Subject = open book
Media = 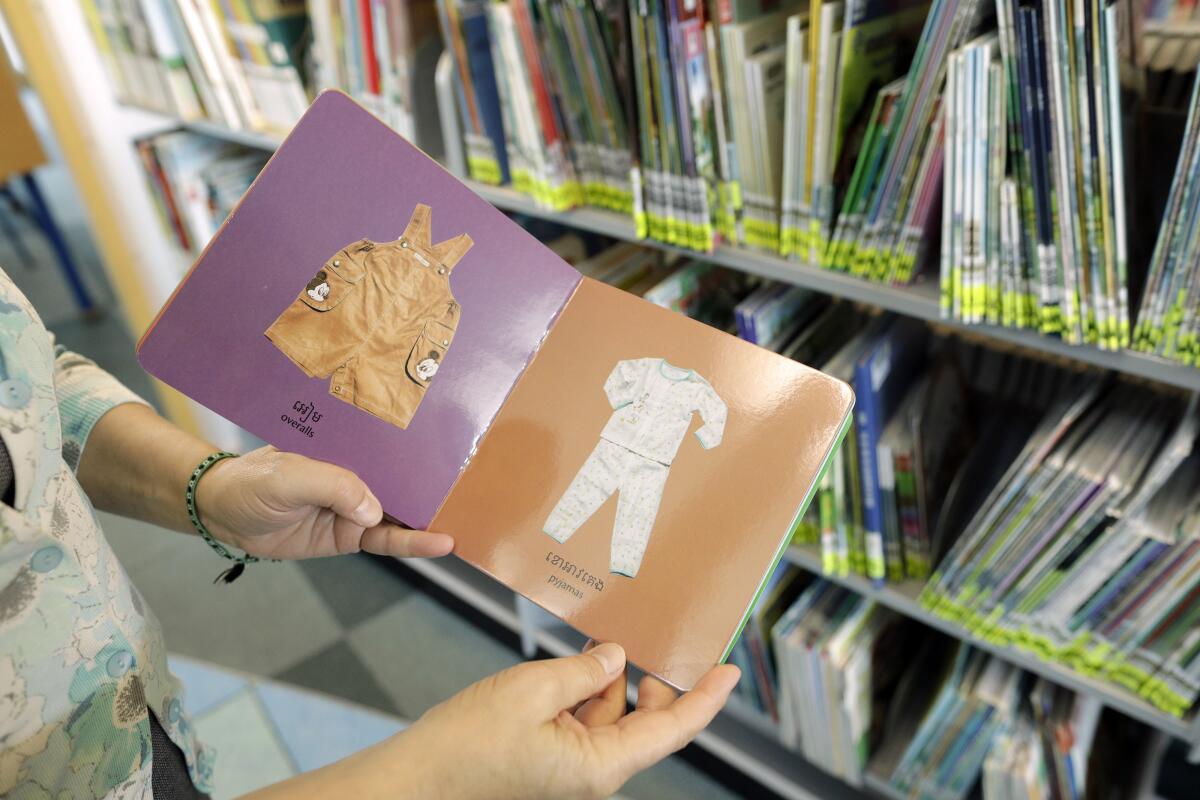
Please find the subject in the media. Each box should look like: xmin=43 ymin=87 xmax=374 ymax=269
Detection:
xmin=138 ymin=91 xmax=854 ymax=689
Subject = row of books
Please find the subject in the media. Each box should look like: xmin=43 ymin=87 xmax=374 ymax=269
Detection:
xmin=81 ymin=1 xmax=440 ymax=147
xmin=308 ymin=0 xmax=444 ymax=145
xmin=434 ymin=1 xmax=1200 ymax=362
xmin=88 ymin=4 xmax=1200 ymax=367
xmin=1143 ymin=1 xmax=1200 ymax=87
xmin=938 ymin=2 xmax=1130 ymax=351
xmin=726 ymin=570 xmax=1147 ymax=798
xmin=820 ymin=0 xmax=982 ymax=288
xmin=774 ymin=305 xmax=1039 ymax=587
xmin=764 ymin=576 xmax=909 ymax=787
xmin=435 ymin=0 xmax=943 ymax=256
xmin=884 ymin=644 xmax=1136 ymax=800
xmin=136 ymin=130 xmax=269 ymax=256
xmin=81 ymin=0 xmax=310 ymax=132
xmin=1135 ymin=69 xmax=1200 ymax=366
xmin=924 ymin=384 xmax=1200 ymax=718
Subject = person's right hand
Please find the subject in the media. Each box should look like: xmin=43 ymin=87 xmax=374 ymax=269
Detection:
xmin=389 ymin=641 xmax=739 ymax=799
xmin=249 ymin=643 xmax=739 ymax=799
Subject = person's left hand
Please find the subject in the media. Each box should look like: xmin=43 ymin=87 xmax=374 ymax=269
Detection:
xmin=195 ymin=446 xmax=453 ymax=560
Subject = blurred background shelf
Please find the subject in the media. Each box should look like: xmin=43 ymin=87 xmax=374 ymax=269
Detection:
xmin=783 ymin=546 xmax=1195 ymax=742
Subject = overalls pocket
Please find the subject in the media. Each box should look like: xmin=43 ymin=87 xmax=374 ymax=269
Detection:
xmin=298 ymin=242 xmax=371 ymax=311
xmin=405 ymin=321 xmax=455 ymax=385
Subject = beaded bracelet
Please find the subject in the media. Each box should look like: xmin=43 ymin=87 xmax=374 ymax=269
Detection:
xmin=186 ymin=451 xmax=262 ymax=584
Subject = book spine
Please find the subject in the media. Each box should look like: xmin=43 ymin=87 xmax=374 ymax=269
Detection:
xmin=854 ymin=353 xmax=885 ymax=585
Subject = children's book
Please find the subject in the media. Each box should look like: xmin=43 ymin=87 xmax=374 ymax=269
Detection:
xmin=137 ymin=91 xmax=854 ymax=689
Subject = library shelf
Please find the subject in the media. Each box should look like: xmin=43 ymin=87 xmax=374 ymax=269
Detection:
xmin=169 ymin=116 xmax=1200 ymax=393
xmin=464 ymin=182 xmax=1200 ymax=394
xmin=783 ymin=545 xmax=1195 ymax=742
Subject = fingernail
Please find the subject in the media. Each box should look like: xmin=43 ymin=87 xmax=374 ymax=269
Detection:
xmin=354 ymin=496 xmax=379 ymax=525
xmin=426 ymin=533 xmax=454 ymax=555
xmin=589 ymin=643 xmax=624 ymax=676
xmin=716 ymin=666 xmax=741 ymax=694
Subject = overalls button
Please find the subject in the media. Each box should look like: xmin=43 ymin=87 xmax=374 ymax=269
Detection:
xmin=333 ymin=387 xmax=341 ymax=394
xmin=437 ymin=267 xmax=446 ymax=275
xmin=400 ymin=239 xmax=409 ymax=248
xmin=333 ymin=259 xmax=341 ymax=267
xmin=442 ymin=340 xmax=449 ymax=346
xmin=0 ymin=378 xmax=30 ymax=409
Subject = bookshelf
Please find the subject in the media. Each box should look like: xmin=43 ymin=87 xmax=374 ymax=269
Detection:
xmin=160 ymin=112 xmax=1200 ymax=395
xmin=783 ymin=546 xmax=1195 ymax=742
xmin=458 ymin=182 xmax=1200 ymax=394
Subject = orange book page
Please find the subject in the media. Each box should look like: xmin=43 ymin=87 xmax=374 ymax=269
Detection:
xmin=432 ymin=278 xmax=854 ymax=688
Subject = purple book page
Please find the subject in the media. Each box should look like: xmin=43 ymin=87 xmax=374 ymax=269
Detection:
xmin=138 ymin=91 xmax=581 ymax=528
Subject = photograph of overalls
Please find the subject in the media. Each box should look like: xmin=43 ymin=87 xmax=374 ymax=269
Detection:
xmin=265 ymin=203 xmax=473 ymax=429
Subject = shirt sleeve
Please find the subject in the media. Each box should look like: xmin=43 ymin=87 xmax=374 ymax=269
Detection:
xmin=603 ymin=359 xmax=644 ymax=409
xmin=693 ymin=382 xmax=727 ymax=450
xmin=54 ymin=345 xmax=151 ymax=472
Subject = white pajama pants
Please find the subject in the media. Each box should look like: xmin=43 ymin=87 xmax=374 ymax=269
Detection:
xmin=542 ymin=439 xmax=670 ymax=577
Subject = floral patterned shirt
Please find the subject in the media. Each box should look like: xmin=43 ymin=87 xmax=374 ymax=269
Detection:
xmin=0 ymin=271 xmax=213 ymax=798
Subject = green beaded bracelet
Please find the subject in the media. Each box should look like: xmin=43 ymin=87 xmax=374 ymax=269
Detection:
xmin=186 ymin=451 xmax=262 ymax=584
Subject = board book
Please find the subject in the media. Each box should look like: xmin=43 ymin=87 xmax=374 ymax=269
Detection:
xmin=138 ymin=91 xmax=854 ymax=689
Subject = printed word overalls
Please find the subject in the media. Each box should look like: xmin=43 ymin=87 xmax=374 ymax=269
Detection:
xmin=265 ymin=204 xmax=473 ymax=429
xmin=543 ymin=358 xmax=727 ymax=578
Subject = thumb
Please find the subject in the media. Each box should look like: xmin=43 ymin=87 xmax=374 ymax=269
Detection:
xmin=273 ymin=454 xmax=382 ymax=528
xmin=521 ymin=643 xmax=627 ymax=717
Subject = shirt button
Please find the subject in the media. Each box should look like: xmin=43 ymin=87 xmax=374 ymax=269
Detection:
xmin=333 ymin=259 xmax=341 ymax=267
xmin=437 ymin=267 xmax=446 ymax=275
xmin=400 ymin=240 xmax=409 ymax=248
xmin=0 ymin=378 xmax=30 ymax=409
xmin=442 ymin=340 xmax=449 ymax=346
xmin=106 ymin=649 xmax=135 ymax=677
xmin=30 ymin=545 xmax=63 ymax=572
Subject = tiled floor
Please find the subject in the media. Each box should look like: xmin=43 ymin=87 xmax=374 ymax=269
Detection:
xmin=170 ymin=655 xmax=406 ymax=798
xmin=6 ymin=89 xmax=745 ymax=799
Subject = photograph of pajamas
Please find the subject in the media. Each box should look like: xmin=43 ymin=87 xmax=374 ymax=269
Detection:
xmin=543 ymin=358 xmax=727 ymax=577
xmin=264 ymin=203 xmax=472 ymax=429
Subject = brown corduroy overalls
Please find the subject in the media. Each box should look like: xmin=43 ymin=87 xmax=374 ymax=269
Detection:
xmin=265 ymin=204 xmax=473 ymax=429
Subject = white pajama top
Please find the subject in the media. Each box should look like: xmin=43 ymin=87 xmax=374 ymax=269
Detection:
xmin=599 ymin=358 xmax=727 ymax=465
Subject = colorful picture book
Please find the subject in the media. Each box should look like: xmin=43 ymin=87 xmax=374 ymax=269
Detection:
xmin=137 ymin=91 xmax=854 ymax=688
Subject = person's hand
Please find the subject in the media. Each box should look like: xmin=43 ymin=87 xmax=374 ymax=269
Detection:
xmin=332 ymin=642 xmax=741 ymax=799
xmin=194 ymin=446 xmax=453 ymax=560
